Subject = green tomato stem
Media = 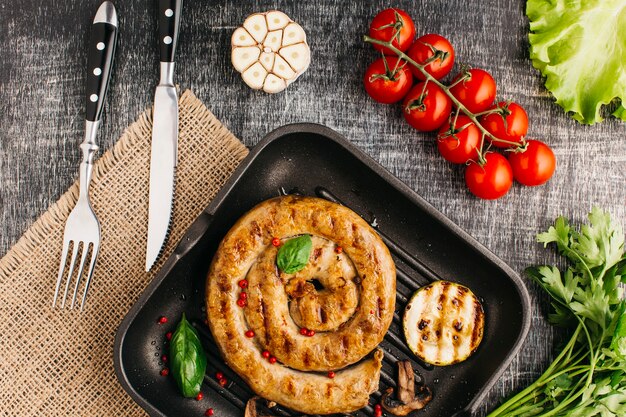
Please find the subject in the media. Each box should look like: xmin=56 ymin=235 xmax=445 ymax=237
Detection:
xmin=363 ymin=36 xmax=525 ymax=155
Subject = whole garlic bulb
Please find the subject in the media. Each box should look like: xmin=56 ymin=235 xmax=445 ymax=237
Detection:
xmin=231 ymin=11 xmax=311 ymax=94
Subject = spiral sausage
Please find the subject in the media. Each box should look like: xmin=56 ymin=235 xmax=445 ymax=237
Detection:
xmin=206 ymin=196 xmax=396 ymax=414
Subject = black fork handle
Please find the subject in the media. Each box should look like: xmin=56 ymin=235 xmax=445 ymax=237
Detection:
xmin=85 ymin=1 xmax=118 ymax=122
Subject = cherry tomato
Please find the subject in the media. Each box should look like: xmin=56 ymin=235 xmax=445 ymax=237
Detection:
xmin=402 ymin=82 xmax=452 ymax=132
xmin=407 ymin=34 xmax=455 ymax=81
xmin=363 ymin=57 xmax=413 ymax=104
xmin=437 ymin=115 xmax=481 ymax=164
xmin=481 ymin=102 xmax=529 ymax=148
xmin=449 ymin=68 xmax=497 ymax=113
xmin=465 ymin=153 xmax=513 ymax=200
xmin=508 ymin=140 xmax=556 ymax=186
xmin=369 ymin=9 xmax=416 ymax=55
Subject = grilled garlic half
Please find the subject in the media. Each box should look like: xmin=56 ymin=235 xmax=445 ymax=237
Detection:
xmin=231 ymin=11 xmax=311 ymax=93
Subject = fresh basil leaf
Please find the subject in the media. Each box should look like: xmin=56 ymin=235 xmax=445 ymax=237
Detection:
xmin=170 ymin=313 xmax=207 ymax=397
xmin=277 ymin=235 xmax=312 ymax=274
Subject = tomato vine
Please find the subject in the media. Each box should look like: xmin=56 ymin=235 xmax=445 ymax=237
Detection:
xmin=364 ymin=35 xmax=525 ymax=163
xmin=363 ymin=8 xmax=555 ymax=199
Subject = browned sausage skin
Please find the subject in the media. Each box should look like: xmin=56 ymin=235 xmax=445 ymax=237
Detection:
xmin=206 ymin=196 xmax=396 ymax=414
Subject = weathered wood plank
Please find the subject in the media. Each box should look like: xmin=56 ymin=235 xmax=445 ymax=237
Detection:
xmin=1 ymin=0 xmax=625 ymax=415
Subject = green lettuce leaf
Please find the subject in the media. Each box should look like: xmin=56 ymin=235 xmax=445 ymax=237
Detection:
xmin=527 ymin=0 xmax=626 ymax=124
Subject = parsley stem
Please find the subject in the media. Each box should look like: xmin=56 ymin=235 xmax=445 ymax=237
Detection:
xmin=505 ymin=397 xmax=550 ymax=417
xmin=485 ymin=324 xmax=582 ymax=417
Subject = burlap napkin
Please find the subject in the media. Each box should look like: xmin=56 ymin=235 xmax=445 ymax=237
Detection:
xmin=0 ymin=90 xmax=249 ymax=416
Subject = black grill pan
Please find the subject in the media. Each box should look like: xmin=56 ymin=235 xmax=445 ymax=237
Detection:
xmin=114 ymin=123 xmax=531 ymax=417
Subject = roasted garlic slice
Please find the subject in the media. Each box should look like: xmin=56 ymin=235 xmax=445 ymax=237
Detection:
xmin=231 ymin=11 xmax=311 ymax=93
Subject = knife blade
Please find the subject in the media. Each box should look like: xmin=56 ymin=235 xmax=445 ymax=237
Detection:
xmin=146 ymin=0 xmax=183 ymax=271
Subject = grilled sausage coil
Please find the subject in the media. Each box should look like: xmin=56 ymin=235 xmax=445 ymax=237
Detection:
xmin=206 ymin=196 xmax=396 ymax=414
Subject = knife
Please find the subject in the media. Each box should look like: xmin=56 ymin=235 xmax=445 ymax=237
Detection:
xmin=146 ymin=0 xmax=183 ymax=271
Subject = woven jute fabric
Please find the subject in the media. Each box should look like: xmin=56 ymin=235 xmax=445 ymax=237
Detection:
xmin=0 ymin=90 xmax=249 ymax=416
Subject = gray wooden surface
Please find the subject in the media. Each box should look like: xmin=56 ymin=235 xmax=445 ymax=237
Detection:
xmin=1 ymin=0 xmax=625 ymax=415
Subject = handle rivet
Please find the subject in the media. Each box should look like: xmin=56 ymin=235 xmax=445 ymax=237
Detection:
xmin=96 ymin=42 xmax=105 ymax=50
xmin=163 ymin=36 xmax=173 ymax=45
xmin=165 ymin=9 xmax=173 ymax=17
xmin=93 ymin=68 xmax=102 ymax=76
xmin=90 ymin=94 xmax=98 ymax=102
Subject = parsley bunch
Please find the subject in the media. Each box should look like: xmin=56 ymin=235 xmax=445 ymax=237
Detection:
xmin=487 ymin=208 xmax=626 ymax=417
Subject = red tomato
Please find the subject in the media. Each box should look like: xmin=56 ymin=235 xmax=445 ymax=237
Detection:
xmin=402 ymin=82 xmax=452 ymax=132
xmin=508 ymin=140 xmax=556 ymax=186
xmin=369 ymin=8 xmax=416 ymax=55
xmin=407 ymin=34 xmax=455 ymax=81
xmin=437 ymin=115 xmax=481 ymax=164
xmin=481 ymin=102 xmax=529 ymax=148
xmin=363 ymin=57 xmax=413 ymax=104
xmin=449 ymin=69 xmax=497 ymax=113
xmin=465 ymin=153 xmax=513 ymax=200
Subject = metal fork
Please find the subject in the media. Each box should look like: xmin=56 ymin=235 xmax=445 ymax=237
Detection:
xmin=52 ymin=1 xmax=118 ymax=310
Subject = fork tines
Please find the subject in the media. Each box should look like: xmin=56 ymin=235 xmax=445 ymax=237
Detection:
xmin=53 ymin=238 xmax=100 ymax=310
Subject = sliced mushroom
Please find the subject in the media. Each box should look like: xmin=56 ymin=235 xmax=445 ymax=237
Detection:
xmin=381 ymin=361 xmax=432 ymax=416
xmin=245 ymin=396 xmax=278 ymax=417
xmin=396 ymin=360 xmax=415 ymax=404
xmin=231 ymin=10 xmax=310 ymax=93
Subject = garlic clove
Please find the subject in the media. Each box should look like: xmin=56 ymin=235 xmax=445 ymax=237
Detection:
xmin=279 ymin=43 xmax=310 ymax=73
xmin=259 ymin=52 xmax=275 ymax=72
xmin=273 ymin=54 xmax=296 ymax=81
xmin=263 ymin=30 xmax=283 ymax=53
xmin=266 ymin=10 xmax=290 ymax=31
xmin=241 ymin=62 xmax=268 ymax=90
xmin=232 ymin=46 xmax=261 ymax=73
xmin=232 ymin=27 xmax=257 ymax=47
xmin=243 ymin=13 xmax=268 ymax=43
xmin=282 ymin=22 xmax=306 ymax=46
xmin=263 ymin=74 xmax=287 ymax=94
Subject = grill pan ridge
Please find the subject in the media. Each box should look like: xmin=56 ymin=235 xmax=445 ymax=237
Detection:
xmin=114 ymin=123 xmax=531 ymax=417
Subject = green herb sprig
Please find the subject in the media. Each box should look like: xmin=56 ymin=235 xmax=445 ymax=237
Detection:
xmin=487 ymin=207 xmax=626 ymax=417
xmin=169 ymin=313 xmax=207 ymax=398
xmin=276 ymin=235 xmax=312 ymax=274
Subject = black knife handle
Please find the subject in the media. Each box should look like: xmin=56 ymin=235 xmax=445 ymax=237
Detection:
xmin=85 ymin=2 xmax=118 ymax=122
xmin=158 ymin=0 xmax=182 ymax=63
